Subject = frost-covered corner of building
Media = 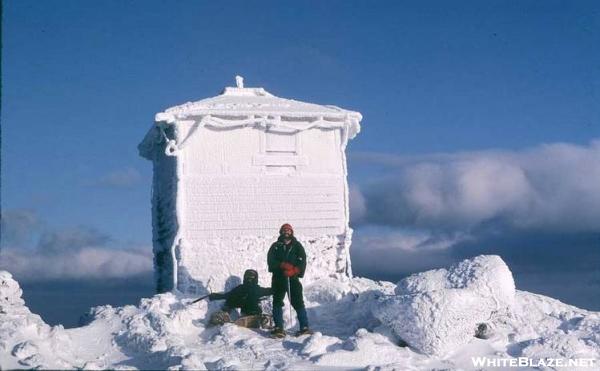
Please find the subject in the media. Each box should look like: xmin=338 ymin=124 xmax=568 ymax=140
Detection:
xmin=372 ymin=255 xmax=516 ymax=356
xmin=138 ymin=77 xmax=363 ymax=294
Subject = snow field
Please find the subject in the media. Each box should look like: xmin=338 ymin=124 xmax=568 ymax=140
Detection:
xmin=1 ymin=256 xmax=599 ymax=370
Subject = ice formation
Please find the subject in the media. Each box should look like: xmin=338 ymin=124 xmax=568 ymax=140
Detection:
xmin=373 ymin=255 xmax=516 ymax=356
xmin=0 ymin=272 xmax=73 ymax=369
xmin=2 ymin=256 xmax=600 ymax=370
xmin=138 ymin=78 xmax=363 ymax=294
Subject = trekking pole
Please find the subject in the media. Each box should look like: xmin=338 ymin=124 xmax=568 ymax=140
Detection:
xmin=286 ymin=276 xmax=293 ymax=330
xmin=189 ymin=294 xmax=210 ymax=305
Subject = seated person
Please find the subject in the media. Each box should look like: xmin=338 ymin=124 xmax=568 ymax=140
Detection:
xmin=208 ymin=269 xmax=273 ymax=326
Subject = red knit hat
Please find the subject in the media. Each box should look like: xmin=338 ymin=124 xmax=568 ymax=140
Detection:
xmin=279 ymin=223 xmax=294 ymax=235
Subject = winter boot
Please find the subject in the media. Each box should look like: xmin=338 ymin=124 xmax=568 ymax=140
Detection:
xmin=270 ymin=327 xmax=286 ymax=338
xmin=259 ymin=314 xmax=273 ymax=329
xmin=295 ymin=327 xmax=313 ymax=336
xmin=294 ymin=307 xmax=312 ymax=336
xmin=208 ymin=310 xmax=231 ymax=326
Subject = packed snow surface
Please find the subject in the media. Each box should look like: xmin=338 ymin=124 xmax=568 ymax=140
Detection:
xmin=2 ymin=256 xmax=599 ymax=370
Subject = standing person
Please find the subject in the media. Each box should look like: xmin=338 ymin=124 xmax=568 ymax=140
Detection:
xmin=267 ymin=223 xmax=311 ymax=337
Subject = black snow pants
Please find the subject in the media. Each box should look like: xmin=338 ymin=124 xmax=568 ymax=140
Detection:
xmin=271 ymin=273 xmax=305 ymax=310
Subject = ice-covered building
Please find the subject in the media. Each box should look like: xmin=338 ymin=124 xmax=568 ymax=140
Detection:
xmin=138 ymin=77 xmax=362 ymax=294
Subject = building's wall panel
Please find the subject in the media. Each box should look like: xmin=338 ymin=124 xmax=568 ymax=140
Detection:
xmin=173 ymin=123 xmax=351 ymax=293
xmin=184 ymin=126 xmax=261 ymax=175
xmin=182 ymin=175 xmax=345 ymax=238
xmin=298 ymin=129 xmax=343 ymax=175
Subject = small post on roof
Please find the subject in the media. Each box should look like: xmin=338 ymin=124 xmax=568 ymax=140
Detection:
xmin=235 ymin=75 xmax=244 ymax=88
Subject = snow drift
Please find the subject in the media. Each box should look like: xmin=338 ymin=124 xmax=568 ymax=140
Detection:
xmin=374 ymin=255 xmax=516 ymax=356
xmin=0 ymin=271 xmax=74 ymax=369
xmin=1 ymin=256 xmax=599 ymax=370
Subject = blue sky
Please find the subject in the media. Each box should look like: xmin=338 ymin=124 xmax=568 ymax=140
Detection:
xmin=2 ymin=0 xmax=599 ymax=326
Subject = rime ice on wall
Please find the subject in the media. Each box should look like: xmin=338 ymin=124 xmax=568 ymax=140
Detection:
xmin=139 ymin=78 xmax=362 ymax=293
xmin=177 ymin=235 xmax=350 ymax=295
xmin=140 ymin=124 xmax=179 ymax=292
xmin=152 ymin=147 xmax=178 ymax=292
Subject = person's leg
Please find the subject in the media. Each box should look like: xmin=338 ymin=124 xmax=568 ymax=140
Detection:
xmin=296 ymin=307 xmax=309 ymax=329
xmin=271 ymin=275 xmax=286 ymax=329
xmin=289 ymin=277 xmax=309 ymax=329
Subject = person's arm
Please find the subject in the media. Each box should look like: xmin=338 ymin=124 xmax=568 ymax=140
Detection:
xmin=223 ymin=285 xmax=245 ymax=309
xmin=267 ymin=243 xmax=282 ymax=273
xmin=258 ymin=286 xmax=274 ymax=297
xmin=208 ymin=292 xmax=228 ymax=301
xmin=296 ymin=242 xmax=307 ymax=278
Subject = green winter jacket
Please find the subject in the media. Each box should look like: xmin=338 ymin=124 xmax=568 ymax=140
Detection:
xmin=267 ymin=236 xmax=307 ymax=278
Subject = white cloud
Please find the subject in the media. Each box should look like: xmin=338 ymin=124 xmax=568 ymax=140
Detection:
xmin=350 ymin=226 xmax=462 ymax=277
xmin=349 ymin=183 xmax=367 ymax=225
xmin=0 ymin=210 xmax=152 ymax=282
xmin=1 ymin=246 xmax=152 ymax=282
xmin=358 ymin=139 xmax=600 ymax=233
xmin=352 ymin=226 xmax=467 ymax=252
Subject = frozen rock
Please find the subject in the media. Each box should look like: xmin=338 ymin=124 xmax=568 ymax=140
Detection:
xmin=0 ymin=271 xmax=25 ymax=306
xmin=373 ymin=255 xmax=516 ymax=356
xmin=12 ymin=341 xmax=39 ymax=359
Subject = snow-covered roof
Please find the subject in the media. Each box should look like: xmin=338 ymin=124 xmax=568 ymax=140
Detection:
xmin=140 ymin=77 xmax=363 ymax=159
xmin=155 ymin=76 xmax=362 ymax=125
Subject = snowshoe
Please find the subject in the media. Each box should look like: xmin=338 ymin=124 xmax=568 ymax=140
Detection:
xmin=234 ymin=315 xmax=261 ymax=329
xmin=270 ymin=327 xmax=286 ymax=338
xmin=294 ymin=327 xmax=313 ymax=336
xmin=233 ymin=314 xmax=273 ymax=329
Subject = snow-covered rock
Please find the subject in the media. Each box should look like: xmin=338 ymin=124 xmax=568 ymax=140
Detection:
xmin=0 ymin=271 xmax=74 ymax=369
xmin=0 ymin=271 xmax=25 ymax=307
xmin=373 ymin=255 xmax=516 ymax=356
